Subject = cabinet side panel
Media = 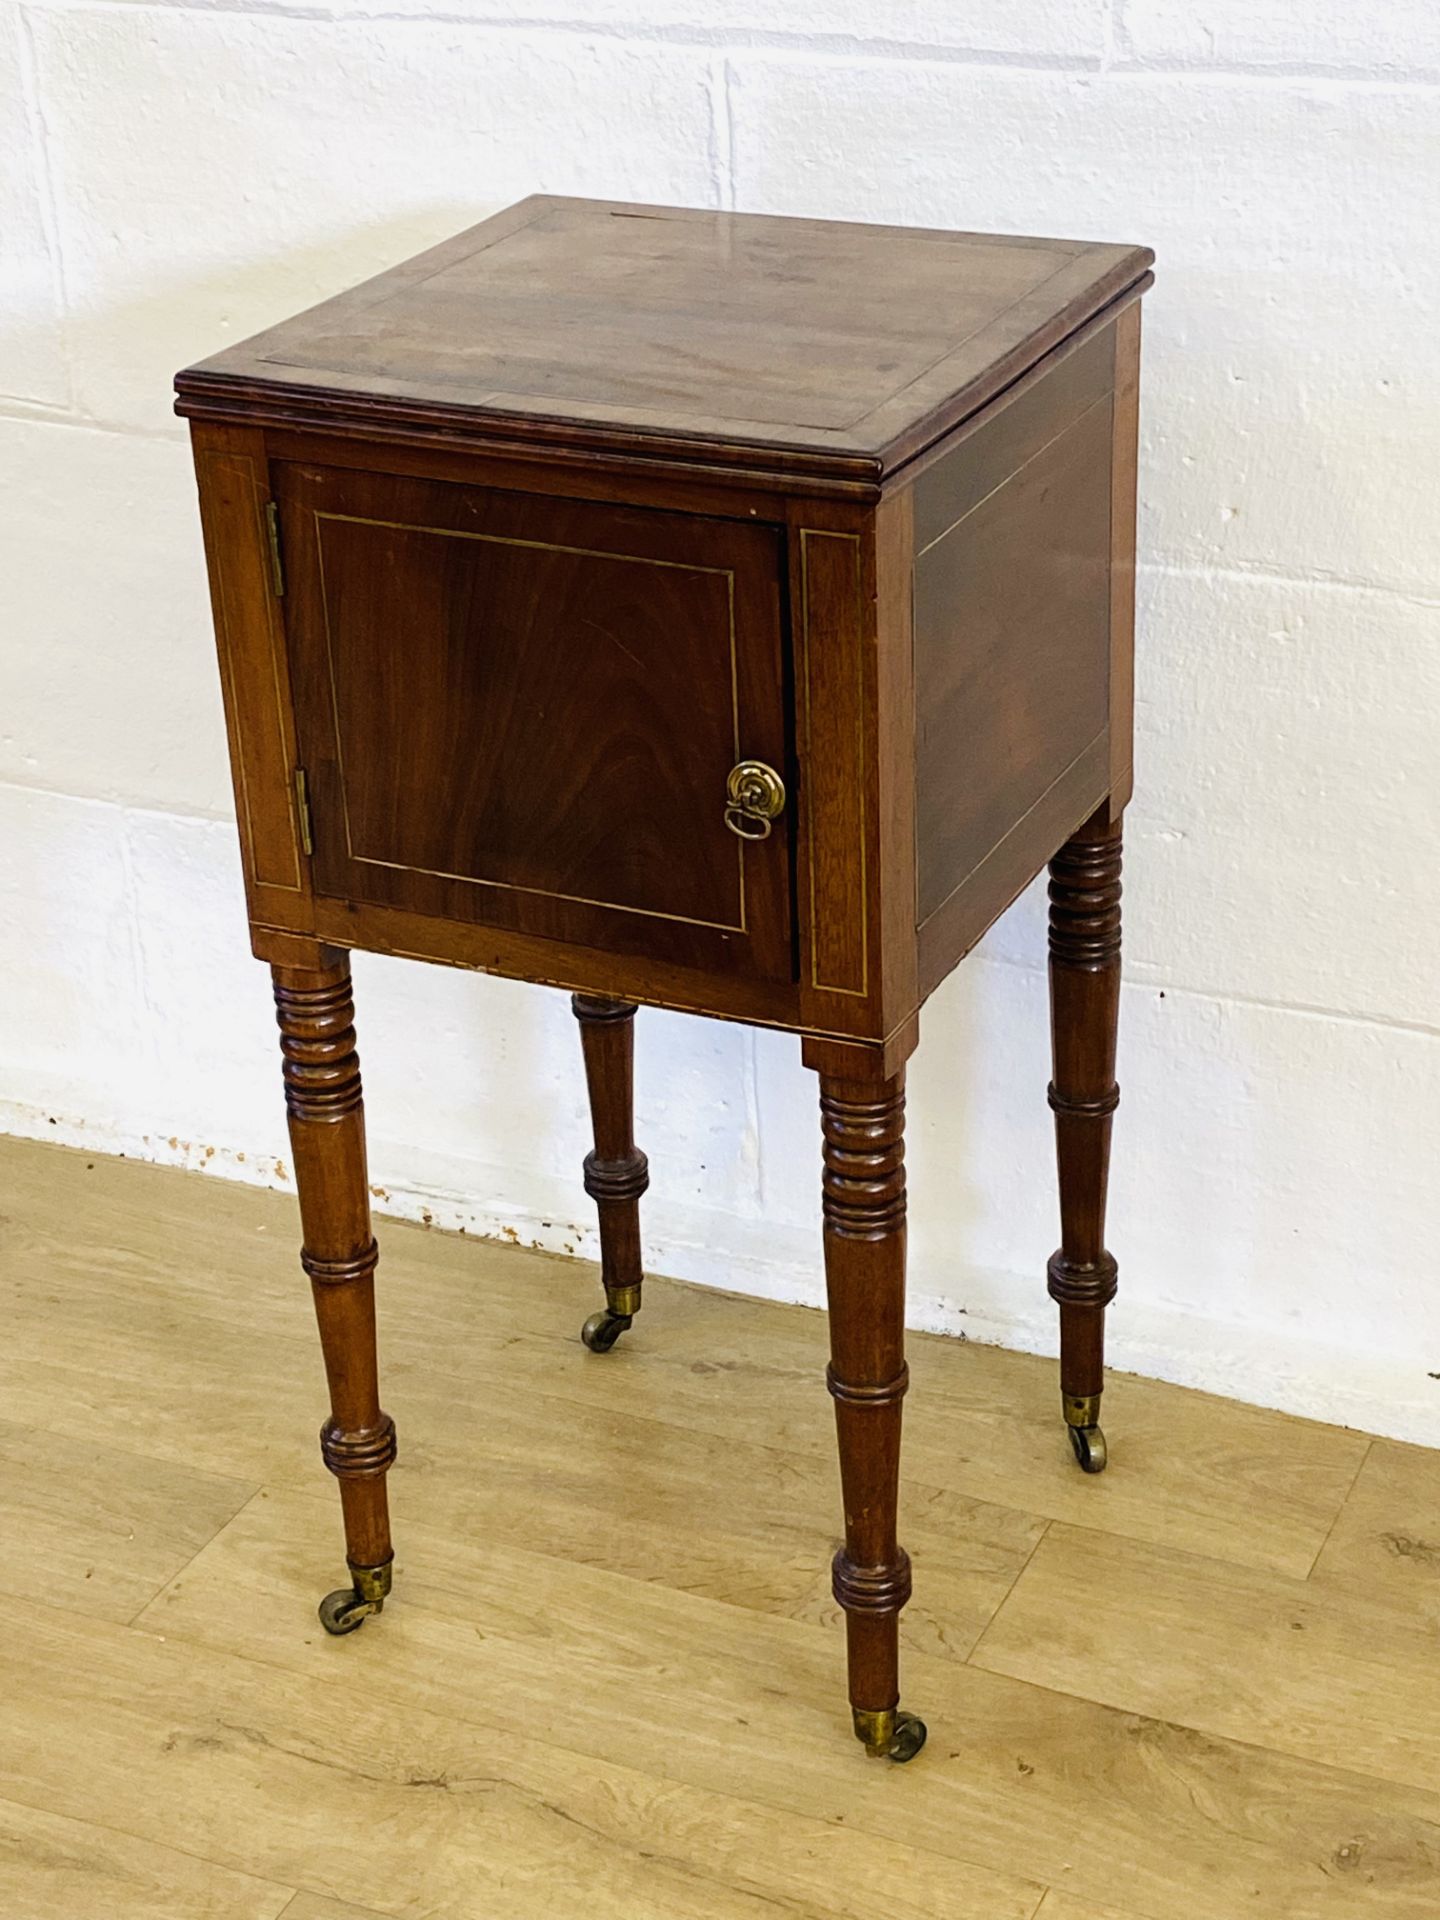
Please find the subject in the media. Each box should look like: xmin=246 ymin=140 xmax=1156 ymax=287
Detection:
xmin=912 ymin=324 xmax=1115 ymax=550
xmin=1109 ymin=302 xmax=1142 ymax=813
xmin=873 ymin=488 xmax=919 ymax=1029
xmin=912 ymin=329 xmax=1116 ymax=982
xmin=190 ymin=424 xmax=311 ymax=927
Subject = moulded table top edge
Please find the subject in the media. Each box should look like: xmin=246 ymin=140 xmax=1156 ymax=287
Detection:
xmin=174 ymin=194 xmax=1153 ymax=488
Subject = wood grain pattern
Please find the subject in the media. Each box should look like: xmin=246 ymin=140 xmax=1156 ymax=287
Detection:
xmin=277 ymin=461 xmax=792 ymax=981
xmin=9 ymin=1595 xmax=1043 ymax=1920
xmin=1107 ymin=301 xmax=1142 ymax=815
xmin=1046 ymin=807 xmax=1123 ymax=1447
xmin=0 ymin=1138 xmax=1363 ymax=1584
xmin=0 ymin=1797 xmax=292 ymax=1920
xmin=973 ymin=1520 xmax=1440 ymax=1794
xmin=910 ymin=322 xmax=1117 ymax=552
xmin=1310 ymin=1440 xmax=1440 ymax=1626
xmin=1035 ymin=1896 xmax=1157 ymax=1920
xmin=177 ymin=196 xmax=1153 ymax=485
xmin=189 ymin=423 xmax=311 ymax=926
xmin=818 ymin=1066 xmax=915 ymax=1732
xmin=6 ymin=1136 xmax=1440 ymax=1919
xmin=795 ymin=525 xmax=870 ymax=1001
xmin=915 ymin=734 xmax=1110 ymax=997
xmin=299 ymin=892 xmax=802 ymax=1036
xmin=908 ymin=307 xmax=1137 ymax=996
xmin=264 ymin=421 xmax=798 ymax=525
xmin=138 ymin=1501 xmax=1440 ymax=1920
xmin=913 ymin=374 xmax=1113 ymax=928
xmin=787 ymin=488 xmax=919 ymax=1050
xmin=872 ymin=488 xmax=920 ymax=1028
xmin=273 ymin=958 xmax=395 ymax=1582
xmin=279 ymin=1898 xmax=391 ymax=1920
xmin=0 ymin=1418 xmax=255 ymax=1625
xmin=900 ymin=1335 xmax=1368 ymax=1579
xmin=0 ymin=1140 xmax=1045 ymax=1661
xmin=184 ymin=197 xmax=1148 ymax=1096
xmin=573 ymin=993 xmax=649 ymax=1329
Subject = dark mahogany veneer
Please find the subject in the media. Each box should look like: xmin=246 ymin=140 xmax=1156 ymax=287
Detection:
xmin=177 ymin=195 xmax=1151 ymax=1763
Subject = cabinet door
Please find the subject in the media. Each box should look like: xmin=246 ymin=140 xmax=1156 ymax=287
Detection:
xmin=276 ymin=464 xmax=794 ymax=981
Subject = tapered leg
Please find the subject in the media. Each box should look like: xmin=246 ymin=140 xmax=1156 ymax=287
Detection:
xmin=272 ymin=958 xmax=396 ymax=1630
xmin=817 ymin=1066 xmax=926 ymax=1762
xmin=1047 ymin=806 xmax=1123 ymax=1474
xmin=572 ymin=994 xmax=649 ymax=1352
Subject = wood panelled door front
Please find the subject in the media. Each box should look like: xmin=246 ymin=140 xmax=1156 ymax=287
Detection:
xmin=276 ymin=462 xmax=794 ymax=980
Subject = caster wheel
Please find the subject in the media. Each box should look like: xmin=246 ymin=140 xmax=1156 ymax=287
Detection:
xmin=318 ymin=1587 xmax=373 ymax=1635
xmin=888 ymin=1711 xmax=928 ymax=1763
xmin=581 ymin=1308 xmax=633 ymax=1353
xmin=1068 ymin=1423 xmax=1108 ymax=1474
xmin=855 ymin=1706 xmax=929 ymax=1763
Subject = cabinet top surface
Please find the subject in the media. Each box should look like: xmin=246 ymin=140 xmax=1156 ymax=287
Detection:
xmin=176 ymin=196 xmax=1151 ymax=482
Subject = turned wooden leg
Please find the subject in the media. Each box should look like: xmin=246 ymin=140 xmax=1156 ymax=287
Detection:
xmin=572 ymin=994 xmax=649 ymax=1353
xmin=272 ymin=958 xmax=397 ymax=1631
xmin=1047 ymin=805 xmax=1123 ymax=1475
xmin=818 ymin=1066 xmax=926 ymax=1763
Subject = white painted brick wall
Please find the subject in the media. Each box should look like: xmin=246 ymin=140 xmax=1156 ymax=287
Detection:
xmin=1119 ymin=0 xmax=1440 ymax=78
xmin=3 ymin=0 xmax=1438 ymax=1443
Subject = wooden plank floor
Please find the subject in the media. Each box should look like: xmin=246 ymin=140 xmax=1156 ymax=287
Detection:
xmin=2 ymin=1132 xmax=1439 ymax=1918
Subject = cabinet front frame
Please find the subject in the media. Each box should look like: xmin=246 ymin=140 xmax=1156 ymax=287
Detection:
xmin=190 ymin=422 xmax=919 ymax=1046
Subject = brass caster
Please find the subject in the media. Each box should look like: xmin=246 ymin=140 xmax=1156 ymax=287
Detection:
xmin=1063 ymin=1392 xmax=1107 ymax=1474
xmin=581 ymin=1307 xmax=633 ymax=1353
xmin=317 ymin=1560 xmax=392 ymax=1635
xmin=852 ymin=1707 xmax=929 ymax=1764
xmin=318 ymin=1587 xmax=375 ymax=1635
xmin=1068 ymin=1423 xmax=1108 ymax=1474
xmin=888 ymin=1711 xmax=929 ymax=1762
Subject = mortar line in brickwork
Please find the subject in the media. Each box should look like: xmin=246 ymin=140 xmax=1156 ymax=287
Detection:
xmin=706 ymin=55 xmax=735 ymax=208
xmin=66 ymin=4 xmax=1105 ymax=72
xmin=16 ymin=5 xmax=78 ymax=413
xmin=1138 ymin=557 xmax=1440 ymax=610
xmin=0 ymin=773 xmax=235 ymax=830
xmin=0 ymin=399 xmax=185 ymax=442
xmin=1100 ymin=0 xmax=1120 ymax=72
xmin=0 ymin=394 xmax=86 ymax=424
xmin=721 ymin=59 xmax=739 ymax=208
xmin=976 ymin=953 xmax=1440 ymax=1050
xmin=24 ymin=1 xmax=1440 ymax=87
xmin=1108 ymin=55 xmax=1440 ymax=88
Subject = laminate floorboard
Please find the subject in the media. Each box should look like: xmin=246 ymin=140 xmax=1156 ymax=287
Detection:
xmin=3 ymin=1133 xmax=1436 ymax=1918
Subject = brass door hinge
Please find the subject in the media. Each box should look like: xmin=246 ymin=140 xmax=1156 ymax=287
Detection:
xmin=264 ymin=500 xmax=286 ymax=597
xmin=293 ymin=767 xmax=314 ymax=856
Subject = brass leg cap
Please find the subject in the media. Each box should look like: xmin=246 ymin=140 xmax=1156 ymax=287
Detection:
xmin=318 ymin=1560 xmax=392 ymax=1635
xmin=1062 ymin=1392 xmax=1107 ymax=1474
xmin=852 ymin=1707 xmax=928 ymax=1763
xmin=581 ymin=1307 xmax=633 ymax=1352
xmin=1062 ymin=1391 xmax=1102 ymax=1428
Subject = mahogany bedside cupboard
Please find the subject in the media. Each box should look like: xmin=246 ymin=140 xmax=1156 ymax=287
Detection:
xmin=176 ymin=196 xmax=1152 ymax=1765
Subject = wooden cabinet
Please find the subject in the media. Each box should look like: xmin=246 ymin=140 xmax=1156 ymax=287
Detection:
xmin=179 ymin=195 xmax=1152 ymax=1765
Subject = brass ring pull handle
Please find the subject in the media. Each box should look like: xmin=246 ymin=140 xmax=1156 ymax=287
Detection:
xmin=724 ymin=760 xmax=787 ymax=841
